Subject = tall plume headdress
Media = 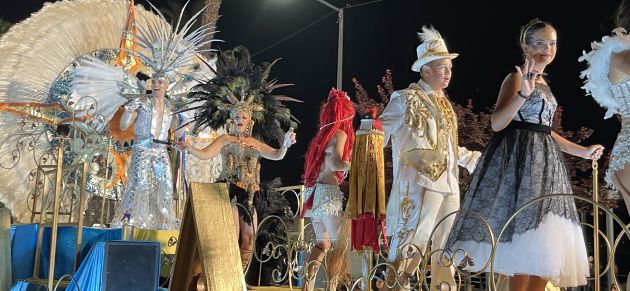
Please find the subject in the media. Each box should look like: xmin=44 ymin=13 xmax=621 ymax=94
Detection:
xmin=69 ymin=0 xmax=220 ymax=131
xmin=130 ymin=0 xmax=219 ymax=82
xmin=184 ymin=46 xmax=300 ymax=144
xmin=0 ymin=0 xmax=218 ymax=222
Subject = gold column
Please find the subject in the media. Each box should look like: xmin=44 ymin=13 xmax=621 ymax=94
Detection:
xmin=47 ymin=139 xmax=65 ymax=290
xmin=99 ymin=140 xmax=112 ymax=226
xmin=32 ymin=167 xmax=45 ymax=278
xmin=73 ymin=162 xmax=89 ymax=272
xmin=593 ymin=160 xmax=600 ymax=291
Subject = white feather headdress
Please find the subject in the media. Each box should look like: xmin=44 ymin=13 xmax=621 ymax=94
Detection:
xmin=418 ymin=26 xmax=443 ymax=43
xmin=0 ymin=0 xmax=215 ymax=222
xmin=68 ymin=0 xmax=219 ymax=130
xmin=131 ymin=1 xmax=220 ymax=80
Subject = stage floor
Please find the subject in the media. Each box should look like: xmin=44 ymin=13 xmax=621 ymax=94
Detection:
xmin=251 ymin=287 xmax=323 ymax=291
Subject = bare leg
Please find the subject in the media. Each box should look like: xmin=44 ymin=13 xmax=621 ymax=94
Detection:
xmin=232 ymin=205 xmax=240 ymax=240
xmin=239 ymin=209 xmax=257 ymax=272
xmin=302 ymin=229 xmax=331 ymax=291
xmin=526 ymin=276 xmax=548 ymax=291
xmin=189 ymin=251 xmax=204 ymax=291
xmin=302 ymin=243 xmax=330 ymax=291
xmin=510 ymin=275 xmax=528 ymax=291
xmin=319 ymin=215 xmax=346 ymax=291
xmin=612 ymin=163 xmax=630 ymax=216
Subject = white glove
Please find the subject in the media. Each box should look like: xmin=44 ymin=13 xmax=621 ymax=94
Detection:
xmin=282 ymin=128 xmax=297 ymax=149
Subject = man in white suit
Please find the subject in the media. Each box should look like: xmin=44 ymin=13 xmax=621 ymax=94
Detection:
xmin=380 ymin=26 xmax=479 ymax=291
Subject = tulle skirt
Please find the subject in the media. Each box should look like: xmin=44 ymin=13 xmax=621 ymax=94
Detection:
xmin=447 ymin=121 xmax=588 ymax=287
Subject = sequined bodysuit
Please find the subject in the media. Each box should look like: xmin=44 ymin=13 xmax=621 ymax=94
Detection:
xmin=114 ymin=97 xmax=179 ymax=230
xmin=220 ymin=138 xmax=261 ymax=208
xmin=606 ymin=79 xmax=630 ymax=184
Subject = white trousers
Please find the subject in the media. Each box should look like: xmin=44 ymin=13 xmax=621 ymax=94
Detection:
xmin=388 ymin=183 xmax=459 ymax=291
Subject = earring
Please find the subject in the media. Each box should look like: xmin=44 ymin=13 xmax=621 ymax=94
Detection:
xmin=247 ymin=121 xmax=255 ymax=136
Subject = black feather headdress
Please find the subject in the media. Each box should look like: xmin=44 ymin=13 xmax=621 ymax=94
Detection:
xmin=184 ymin=46 xmax=299 ymax=144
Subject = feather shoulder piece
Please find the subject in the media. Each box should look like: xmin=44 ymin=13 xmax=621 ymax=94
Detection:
xmin=69 ymin=56 xmax=142 ymax=131
xmin=579 ymin=28 xmax=630 ymax=118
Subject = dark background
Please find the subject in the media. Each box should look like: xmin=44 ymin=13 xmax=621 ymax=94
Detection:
xmin=4 ymin=0 xmax=629 ymax=283
xmin=2 ymin=0 xmax=622 ymax=185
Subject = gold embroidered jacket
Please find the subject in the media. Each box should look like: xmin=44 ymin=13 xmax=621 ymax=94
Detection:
xmin=380 ymin=80 xmax=480 ymax=193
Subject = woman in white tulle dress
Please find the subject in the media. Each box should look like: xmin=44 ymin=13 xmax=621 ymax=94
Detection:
xmin=447 ymin=19 xmax=604 ymax=290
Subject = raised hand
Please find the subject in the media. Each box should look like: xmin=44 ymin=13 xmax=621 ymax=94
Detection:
xmin=515 ymin=58 xmax=538 ymax=98
xmin=282 ymin=128 xmax=297 ymax=149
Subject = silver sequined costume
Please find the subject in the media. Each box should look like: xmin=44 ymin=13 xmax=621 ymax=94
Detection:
xmin=580 ymin=28 xmax=630 ymax=186
xmin=113 ymin=97 xmax=179 ymax=230
xmin=302 ymin=183 xmax=344 ymax=219
xmin=605 ymin=80 xmax=630 ymax=184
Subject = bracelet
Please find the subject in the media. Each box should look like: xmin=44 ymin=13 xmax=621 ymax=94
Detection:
xmin=517 ymin=91 xmax=529 ymax=99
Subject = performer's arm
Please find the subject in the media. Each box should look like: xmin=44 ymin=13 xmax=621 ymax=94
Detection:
xmin=492 ymin=59 xmax=543 ymax=131
xmin=258 ymin=131 xmax=297 ymax=161
xmin=550 ymin=131 xmax=604 ymax=160
xmin=120 ymin=103 xmax=139 ymax=131
xmin=378 ymin=93 xmax=404 ymax=146
xmin=490 ymin=73 xmax=526 ymax=132
xmin=330 ymin=130 xmax=351 ymax=171
xmin=179 ymin=135 xmax=227 ymax=160
xmin=457 ymin=146 xmax=481 ymax=173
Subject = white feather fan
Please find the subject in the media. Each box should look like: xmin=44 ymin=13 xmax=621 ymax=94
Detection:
xmin=0 ymin=0 xmax=166 ymax=222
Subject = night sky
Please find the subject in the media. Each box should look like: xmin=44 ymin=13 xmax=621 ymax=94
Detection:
xmin=2 ymin=0 xmax=622 ymax=184
xmin=213 ymin=0 xmax=622 ymax=186
xmin=3 ymin=0 xmax=629 ymax=280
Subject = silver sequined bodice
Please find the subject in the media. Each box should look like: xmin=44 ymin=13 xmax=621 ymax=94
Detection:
xmin=607 ymin=79 xmax=630 ymax=184
xmin=132 ymin=99 xmax=172 ymax=141
xmin=513 ymin=83 xmax=557 ymax=126
xmin=113 ymin=97 xmax=178 ymax=230
xmin=611 ymin=79 xmax=630 ymax=118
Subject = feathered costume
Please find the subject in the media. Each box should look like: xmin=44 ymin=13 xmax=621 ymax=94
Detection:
xmin=68 ymin=1 xmax=217 ymax=230
xmin=580 ymin=27 xmax=630 ymax=186
xmin=185 ymin=46 xmax=298 ymax=144
xmin=0 ymin=0 xmax=176 ymax=223
xmin=183 ymin=45 xmax=298 ymax=224
xmin=0 ymin=0 xmax=218 ymax=230
xmin=180 ymin=46 xmax=298 ymax=280
xmin=246 ymin=178 xmax=292 ymax=286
